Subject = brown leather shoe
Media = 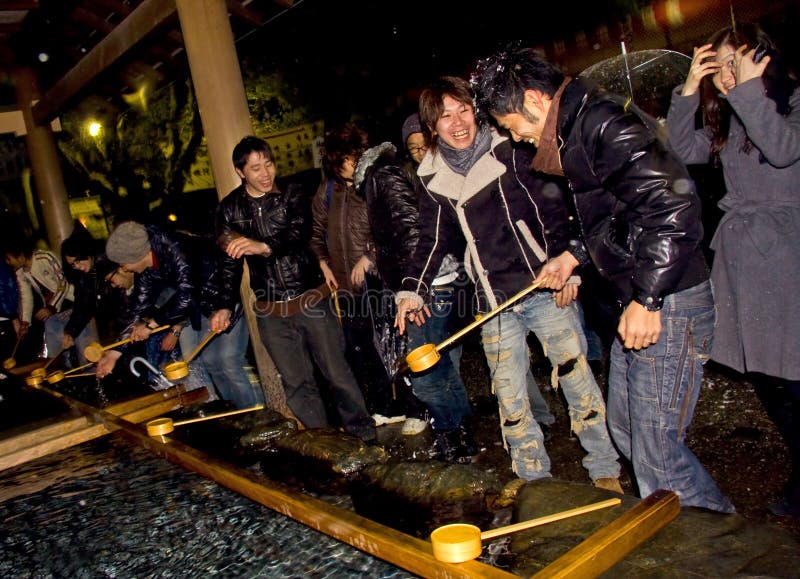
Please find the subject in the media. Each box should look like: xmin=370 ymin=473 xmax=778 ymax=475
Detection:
xmin=594 ymin=477 xmax=624 ymax=494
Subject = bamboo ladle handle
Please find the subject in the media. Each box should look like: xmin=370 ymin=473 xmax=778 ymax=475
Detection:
xmin=63 ymin=360 xmax=96 ymax=376
xmin=42 ymin=347 xmax=66 ymax=371
xmin=435 ymin=279 xmax=544 ymax=353
xmin=146 ymin=404 xmax=265 ymax=436
xmin=105 ymin=324 xmax=171 ymax=351
xmin=84 ymin=325 xmax=171 ymax=362
xmin=480 ymin=497 xmax=621 ymax=540
xmin=182 ymin=329 xmax=220 ymax=364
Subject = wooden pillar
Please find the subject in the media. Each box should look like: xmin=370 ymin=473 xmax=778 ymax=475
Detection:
xmin=13 ymin=67 xmax=73 ymax=251
xmin=175 ymin=0 xmax=293 ymax=420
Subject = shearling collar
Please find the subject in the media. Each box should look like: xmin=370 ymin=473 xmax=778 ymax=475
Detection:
xmin=417 ymin=128 xmax=508 ymax=203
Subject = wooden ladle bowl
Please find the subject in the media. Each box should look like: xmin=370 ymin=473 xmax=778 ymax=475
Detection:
xmin=161 ymin=329 xmax=220 ymax=382
xmin=46 ymin=370 xmax=66 ymax=384
xmin=30 ymin=368 xmax=47 ymax=379
xmin=404 ymin=280 xmax=544 ymax=374
xmin=3 ymin=357 xmax=16 ymax=370
xmin=162 ymin=361 xmax=189 ymax=381
xmin=25 ymin=374 xmax=44 ymax=386
xmin=406 ymin=343 xmax=441 ymax=373
xmin=430 ymin=497 xmax=622 ymax=563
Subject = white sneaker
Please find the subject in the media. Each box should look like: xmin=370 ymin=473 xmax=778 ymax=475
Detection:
xmin=372 ymin=413 xmax=406 ymax=426
xmin=401 ymin=417 xmax=428 ymax=436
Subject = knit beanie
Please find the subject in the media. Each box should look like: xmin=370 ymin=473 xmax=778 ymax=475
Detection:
xmin=105 ymin=221 xmax=151 ymax=264
xmin=401 ymin=113 xmax=422 ymax=145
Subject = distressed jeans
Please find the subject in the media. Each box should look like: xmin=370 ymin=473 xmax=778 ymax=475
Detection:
xmin=608 ymin=280 xmax=735 ymax=513
xmin=481 ymin=292 xmax=620 ymax=481
xmin=407 ymin=285 xmax=472 ymax=432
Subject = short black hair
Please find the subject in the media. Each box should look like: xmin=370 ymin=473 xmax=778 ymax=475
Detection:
xmin=232 ymin=136 xmax=274 ymax=171
xmin=471 ymin=46 xmax=564 ymax=118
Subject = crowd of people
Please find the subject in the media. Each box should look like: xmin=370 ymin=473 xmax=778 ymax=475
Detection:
xmin=2 ymin=20 xmax=797 ymax=517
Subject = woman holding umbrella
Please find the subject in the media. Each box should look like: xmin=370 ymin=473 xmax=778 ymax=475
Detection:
xmin=666 ymin=22 xmax=800 ymax=516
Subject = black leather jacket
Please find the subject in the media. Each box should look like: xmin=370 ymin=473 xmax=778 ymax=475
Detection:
xmin=401 ymin=131 xmax=575 ymax=312
xmin=556 ymin=79 xmax=708 ymax=310
xmin=127 ymin=225 xmax=196 ymax=328
xmin=215 ymin=183 xmax=322 ymax=303
xmin=361 ymin=144 xmax=420 ymax=292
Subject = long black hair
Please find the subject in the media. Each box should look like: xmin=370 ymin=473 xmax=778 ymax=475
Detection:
xmin=700 ymin=22 xmax=797 ymax=161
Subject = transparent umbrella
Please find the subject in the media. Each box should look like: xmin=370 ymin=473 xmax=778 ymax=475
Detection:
xmin=579 ymin=46 xmax=691 ymax=119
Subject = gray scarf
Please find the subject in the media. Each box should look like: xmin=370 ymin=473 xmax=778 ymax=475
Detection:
xmin=437 ymin=124 xmax=492 ymax=175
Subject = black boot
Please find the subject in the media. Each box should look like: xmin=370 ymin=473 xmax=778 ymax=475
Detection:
xmin=433 ymin=429 xmax=461 ymax=463
xmin=458 ymin=421 xmax=478 ymax=460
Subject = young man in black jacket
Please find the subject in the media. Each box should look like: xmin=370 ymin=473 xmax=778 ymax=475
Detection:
xmin=395 ymin=77 xmax=621 ymax=489
xmin=215 ymin=136 xmax=375 ymax=442
xmin=471 ymin=47 xmax=734 ymax=512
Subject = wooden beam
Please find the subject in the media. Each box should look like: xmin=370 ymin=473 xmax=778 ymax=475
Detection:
xmin=532 ymin=489 xmax=681 ymax=578
xmin=0 ymin=386 xmax=208 ymax=471
xmin=0 ymin=1 xmax=39 ymax=10
xmin=226 ymin=0 xmax=263 ymax=26
xmin=31 ymin=0 xmax=177 ymax=125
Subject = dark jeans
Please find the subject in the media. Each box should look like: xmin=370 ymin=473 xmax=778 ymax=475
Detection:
xmin=338 ymin=290 xmax=393 ymax=416
xmin=256 ymin=302 xmax=375 ymax=441
xmin=407 ymin=285 xmax=472 ymax=431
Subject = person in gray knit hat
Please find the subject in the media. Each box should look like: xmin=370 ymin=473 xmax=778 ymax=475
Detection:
xmin=401 ymin=113 xmax=427 ymax=165
xmin=105 ymin=221 xmax=151 ymax=266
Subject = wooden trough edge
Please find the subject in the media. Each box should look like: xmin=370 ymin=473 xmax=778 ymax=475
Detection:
xmin=0 ymin=386 xmax=208 ymax=472
xmin=532 ymin=488 xmax=681 ymax=578
xmin=23 ymin=381 xmax=681 ymax=579
xmin=24 ymin=380 xmax=516 ymax=579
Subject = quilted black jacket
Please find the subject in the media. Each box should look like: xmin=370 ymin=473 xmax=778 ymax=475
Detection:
xmin=556 ymin=79 xmax=708 ymax=310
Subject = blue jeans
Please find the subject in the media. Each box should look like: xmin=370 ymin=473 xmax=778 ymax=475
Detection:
xmin=45 ymin=310 xmax=97 ymax=366
xmin=407 ymin=286 xmax=472 ymax=432
xmin=256 ymin=303 xmax=375 ymax=441
xmin=181 ymin=316 xmax=264 ymax=409
xmin=527 ymin=371 xmax=555 ymax=426
xmin=481 ymin=292 xmax=620 ymax=481
xmin=607 ymin=280 xmax=735 ymax=513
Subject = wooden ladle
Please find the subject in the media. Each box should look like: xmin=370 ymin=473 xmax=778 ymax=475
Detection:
xmin=46 ymin=370 xmax=95 ymax=384
xmin=405 ymin=280 xmax=544 ymax=373
xmin=162 ymin=329 xmax=220 ymax=381
xmin=430 ymin=497 xmax=622 ymax=563
xmin=146 ymin=404 xmax=265 ymax=436
xmin=28 ymin=347 xmax=67 ymax=380
xmin=83 ymin=325 xmax=170 ymax=362
xmin=3 ymin=336 xmax=22 ymax=369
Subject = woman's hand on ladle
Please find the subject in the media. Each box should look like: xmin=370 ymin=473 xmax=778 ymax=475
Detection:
xmin=535 ymin=251 xmax=579 ymax=290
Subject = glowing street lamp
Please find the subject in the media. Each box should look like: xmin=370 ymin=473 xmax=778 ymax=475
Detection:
xmin=88 ymin=121 xmax=102 ymax=137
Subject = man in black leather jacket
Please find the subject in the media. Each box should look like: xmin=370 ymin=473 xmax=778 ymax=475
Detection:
xmin=472 ymin=47 xmax=734 ymax=512
xmin=215 ymin=136 xmax=375 ymax=442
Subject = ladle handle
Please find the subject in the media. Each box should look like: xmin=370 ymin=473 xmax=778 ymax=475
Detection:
xmin=103 ymin=324 xmax=171 ymax=351
xmin=10 ymin=335 xmax=21 ymax=358
xmin=42 ymin=347 xmax=67 ymax=370
xmin=173 ymin=404 xmax=265 ymax=427
xmin=479 ymin=497 xmax=621 ymax=540
xmin=63 ymin=360 xmax=96 ymax=376
xmin=182 ymin=330 xmax=220 ymax=364
xmin=331 ymin=287 xmax=343 ymax=324
xmin=435 ymin=280 xmax=543 ymax=353
xmin=63 ymin=372 xmax=96 ymax=379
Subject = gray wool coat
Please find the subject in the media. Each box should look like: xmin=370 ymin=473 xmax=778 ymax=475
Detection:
xmin=666 ymin=79 xmax=800 ymax=380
